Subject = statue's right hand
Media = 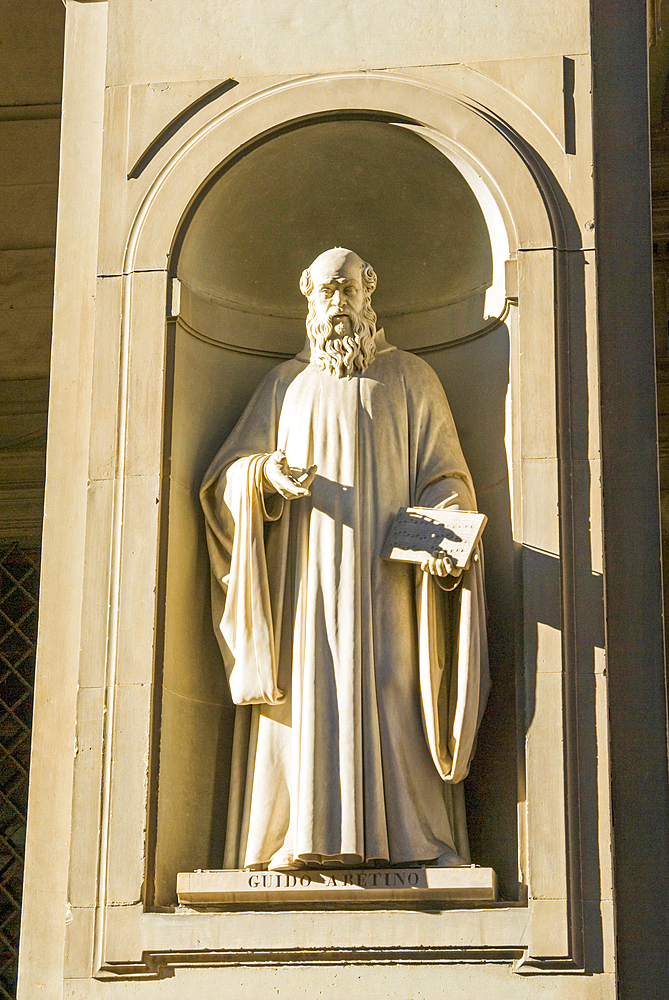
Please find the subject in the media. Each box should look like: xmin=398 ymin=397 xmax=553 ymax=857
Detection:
xmin=263 ymin=451 xmax=317 ymax=499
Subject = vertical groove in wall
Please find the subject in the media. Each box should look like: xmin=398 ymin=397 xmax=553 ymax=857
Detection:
xmin=590 ymin=0 xmax=669 ymax=991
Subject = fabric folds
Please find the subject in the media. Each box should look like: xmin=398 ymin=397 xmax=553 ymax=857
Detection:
xmin=201 ymin=345 xmax=490 ymax=868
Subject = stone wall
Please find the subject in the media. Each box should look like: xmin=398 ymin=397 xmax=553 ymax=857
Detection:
xmin=11 ymin=2 xmax=669 ymax=999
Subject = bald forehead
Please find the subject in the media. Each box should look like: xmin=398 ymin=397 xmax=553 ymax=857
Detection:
xmin=310 ymin=246 xmax=363 ymax=270
xmin=309 ymin=254 xmax=363 ymax=285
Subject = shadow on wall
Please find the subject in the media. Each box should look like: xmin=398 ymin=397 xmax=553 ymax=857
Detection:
xmin=424 ymin=322 xmax=518 ymax=896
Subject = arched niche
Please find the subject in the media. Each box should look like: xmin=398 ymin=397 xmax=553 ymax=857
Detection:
xmin=153 ymin=115 xmax=518 ymax=904
xmin=176 ymin=119 xmax=496 ymax=351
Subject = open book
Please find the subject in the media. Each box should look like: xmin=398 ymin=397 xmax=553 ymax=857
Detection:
xmin=381 ymin=507 xmax=487 ymax=570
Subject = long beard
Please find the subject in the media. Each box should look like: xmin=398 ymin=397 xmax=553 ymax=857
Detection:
xmin=306 ymin=303 xmax=377 ymax=378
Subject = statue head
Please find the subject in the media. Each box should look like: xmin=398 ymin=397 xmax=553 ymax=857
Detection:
xmin=300 ymin=248 xmax=378 ymax=378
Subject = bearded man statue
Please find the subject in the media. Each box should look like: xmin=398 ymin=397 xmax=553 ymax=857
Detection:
xmin=201 ymin=247 xmax=489 ymax=871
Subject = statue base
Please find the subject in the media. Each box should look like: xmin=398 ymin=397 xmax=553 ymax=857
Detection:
xmin=177 ymin=866 xmax=497 ymax=905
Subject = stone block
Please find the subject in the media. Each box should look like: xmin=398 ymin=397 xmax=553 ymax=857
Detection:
xmin=177 ymin=866 xmax=498 ymax=905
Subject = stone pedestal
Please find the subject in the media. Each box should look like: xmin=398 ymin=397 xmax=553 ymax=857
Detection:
xmin=177 ymin=868 xmax=498 ymax=905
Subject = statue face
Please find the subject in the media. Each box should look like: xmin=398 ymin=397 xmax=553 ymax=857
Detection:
xmin=301 ymin=248 xmax=378 ymax=377
xmin=309 ymin=257 xmax=366 ymax=339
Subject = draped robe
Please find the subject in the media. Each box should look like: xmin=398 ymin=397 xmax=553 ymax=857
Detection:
xmin=201 ymin=337 xmax=489 ymax=869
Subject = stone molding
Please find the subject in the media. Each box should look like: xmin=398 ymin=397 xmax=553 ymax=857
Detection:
xmin=71 ymin=73 xmax=590 ymax=977
xmin=45 ymin=65 xmax=605 ymax=982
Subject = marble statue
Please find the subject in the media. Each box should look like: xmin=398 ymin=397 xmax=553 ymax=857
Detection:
xmin=201 ymin=248 xmax=489 ymax=871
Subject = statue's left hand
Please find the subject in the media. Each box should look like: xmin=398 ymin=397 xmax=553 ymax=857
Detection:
xmin=420 ymin=554 xmax=463 ymax=580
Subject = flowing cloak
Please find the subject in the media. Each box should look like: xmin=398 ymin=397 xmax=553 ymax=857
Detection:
xmin=200 ymin=340 xmax=490 ymax=869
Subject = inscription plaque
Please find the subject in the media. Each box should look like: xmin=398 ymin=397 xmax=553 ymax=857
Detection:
xmin=177 ymin=867 xmax=497 ymax=905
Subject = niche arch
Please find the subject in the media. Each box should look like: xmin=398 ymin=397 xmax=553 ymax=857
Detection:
xmin=154 ymin=113 xmax=517 ymax=904
xmin=93 ymin=71 xmax=590 ymax=974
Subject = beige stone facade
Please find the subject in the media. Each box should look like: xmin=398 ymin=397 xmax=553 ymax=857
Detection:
xmin=2 ymin=2 xmax=667 ymax=998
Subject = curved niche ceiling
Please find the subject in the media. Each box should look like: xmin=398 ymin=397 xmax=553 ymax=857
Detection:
xmin=177 ymin=120 xmax=493 ymax=321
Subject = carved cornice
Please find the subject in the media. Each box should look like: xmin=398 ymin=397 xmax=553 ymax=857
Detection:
xmin=97 ymin=943 xmax=529 ymax=981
